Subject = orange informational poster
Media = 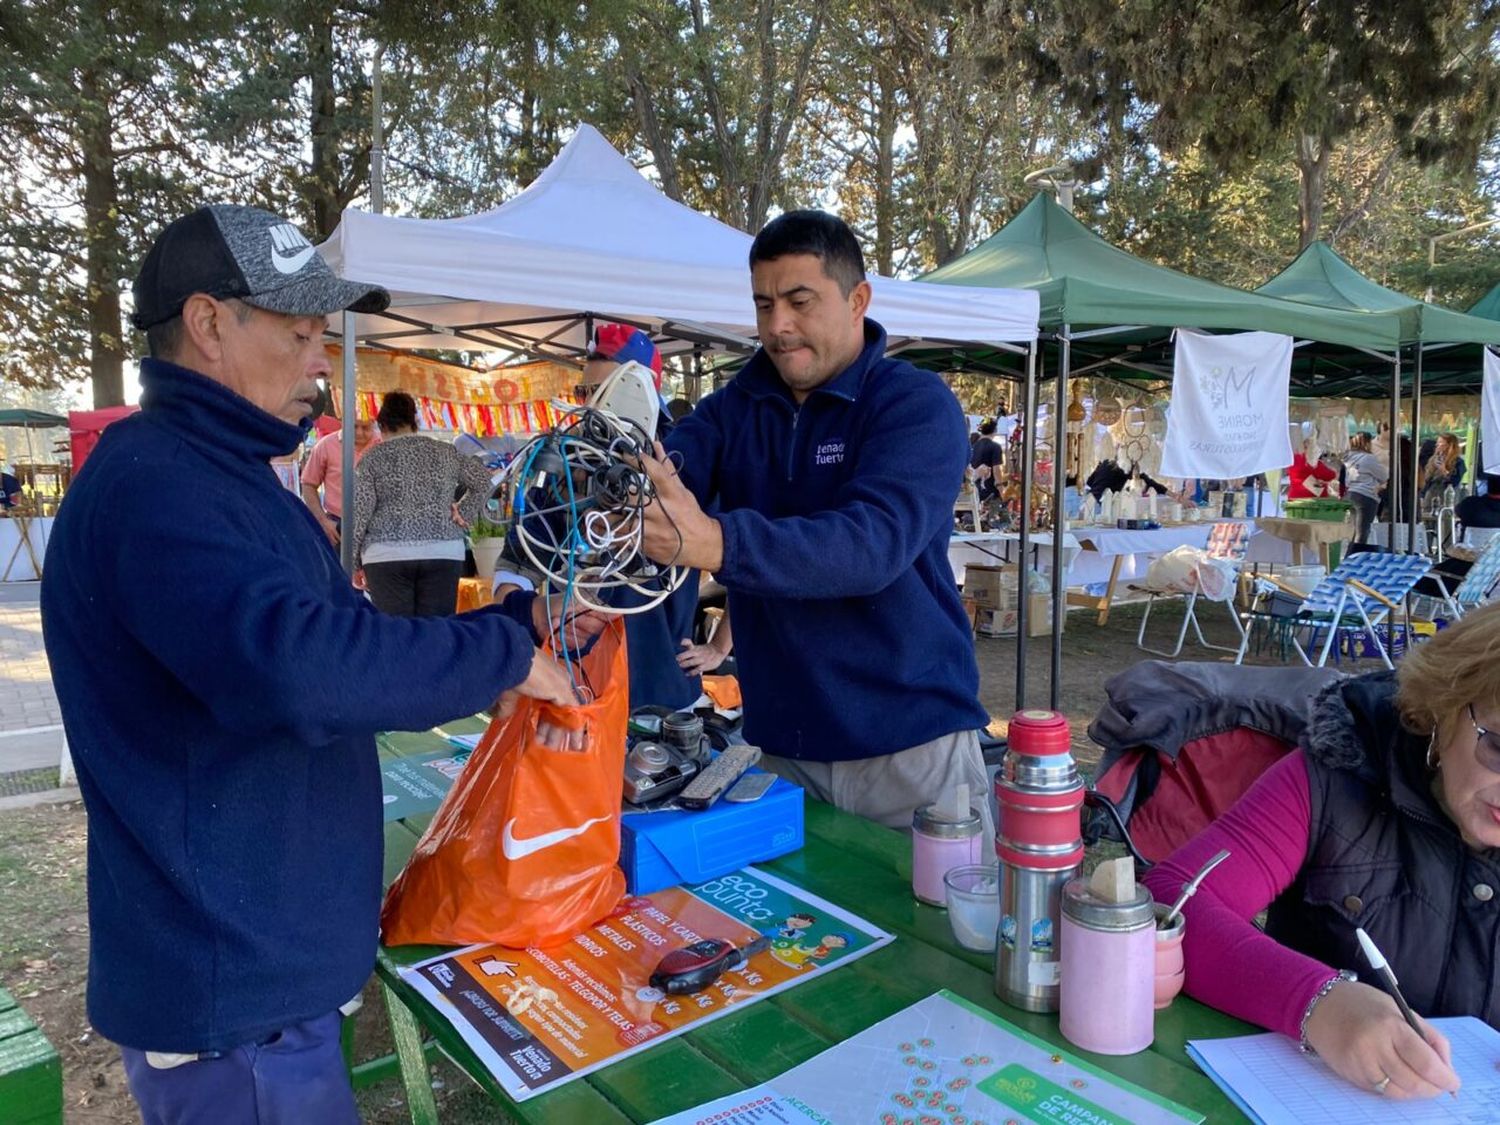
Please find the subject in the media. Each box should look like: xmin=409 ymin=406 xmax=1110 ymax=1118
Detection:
xmin=399 ymin=867 xmax=894 ymax=1102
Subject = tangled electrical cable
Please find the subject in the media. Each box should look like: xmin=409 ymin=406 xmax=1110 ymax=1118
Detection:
xmin=496 ymin=403 xmax=687 ymax=620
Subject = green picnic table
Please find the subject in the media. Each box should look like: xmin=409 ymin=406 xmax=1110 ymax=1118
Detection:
xmin=372 ymin=722 xmax=1255 ymax=1123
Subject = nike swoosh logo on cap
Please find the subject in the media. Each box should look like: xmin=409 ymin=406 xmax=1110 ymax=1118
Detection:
xmin=271 ymin=245 xmax=317 ymax=274
xmin=501 ymin=814 xmax=611 ymax=861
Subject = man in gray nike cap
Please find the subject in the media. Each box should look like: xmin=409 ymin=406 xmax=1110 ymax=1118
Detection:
xmin=43 ymin=205 xmax=588 ymax=1122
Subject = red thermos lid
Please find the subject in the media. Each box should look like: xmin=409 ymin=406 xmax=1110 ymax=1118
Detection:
xmin=1006 ymin=709 xmax=1072 ymax=756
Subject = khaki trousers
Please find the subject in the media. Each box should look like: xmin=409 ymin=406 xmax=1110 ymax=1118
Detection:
xmin=760 ymin=729 xmax=994 ymax=855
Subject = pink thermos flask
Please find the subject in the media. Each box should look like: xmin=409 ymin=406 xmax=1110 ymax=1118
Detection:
xmin=911 ymin=786 xmax=984 ymax=906
xmin=1059 ymin=877 xmax=1157 ymax=1054
xmin=994 ymin=709 xmax=1084 ymax=1012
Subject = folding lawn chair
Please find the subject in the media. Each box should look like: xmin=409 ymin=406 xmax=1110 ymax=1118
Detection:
xmin=1135 ymin=521 xmax=1249 ymax=658
xmin=1235 ymin=549 xmax=1433 ymax=670
xmin=1428 ymin=535 xmax=1500 ymax=620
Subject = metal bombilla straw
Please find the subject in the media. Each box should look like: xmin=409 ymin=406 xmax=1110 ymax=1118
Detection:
xmin=1159 ymin=849 xmax=1231 ymax=930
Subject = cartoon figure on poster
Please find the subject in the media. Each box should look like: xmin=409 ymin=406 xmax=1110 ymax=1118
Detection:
xmin=762 ymin=911 xmax=817 ymax=941
xmin=771 ymin=930 xmax=850 ymax=970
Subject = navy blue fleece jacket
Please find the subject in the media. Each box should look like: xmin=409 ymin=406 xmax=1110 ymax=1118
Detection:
xmin=41 ymin=359 xmax=536 ymax=1053
xmin=665 ymin=320 xmax=986 ymax=760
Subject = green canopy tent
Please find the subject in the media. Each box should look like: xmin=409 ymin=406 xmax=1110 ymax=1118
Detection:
xmin=920 ymin=193 xmax=1403 ymax=707
xmin=1469 ymin=283 xmax=1500 ymax=323
xmin=1256 ymin=241 xmax=1500 ymax=551
xmin=0 ymin=408 xmax=68 ymax=478
xmin=924 ymin=194 xmax=1401 ymax=348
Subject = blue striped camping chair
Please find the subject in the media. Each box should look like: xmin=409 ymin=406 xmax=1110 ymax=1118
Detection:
xmin=1136 ymin=521 xmax=1250 ymax=658
xmin=1235 ymin=549 xmax=1433 ymax=669
xmin=1429 ymin=535 xmax=1500 ymax=620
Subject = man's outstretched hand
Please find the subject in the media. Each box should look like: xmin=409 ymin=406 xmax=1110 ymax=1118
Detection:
xmin=638 ymin=441 xmax=724 ymax=571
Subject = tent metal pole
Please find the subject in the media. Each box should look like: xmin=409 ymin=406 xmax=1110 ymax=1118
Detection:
xmin=1409 ymin=346 xmax=1423 ymax=556
xmin=1016 ymin=340 xmax=1039 ymax=711
xmin=340 ymin=312 xmax=357 ymax=575
xmin=1388 ymin=355 xmax=1400 ymax=550
xmin=1052 ymin=328 xmax=1070 ymax=711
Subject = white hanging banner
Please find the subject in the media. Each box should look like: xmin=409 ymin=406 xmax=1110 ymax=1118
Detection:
xmin=1484 ymin=348 xmax=1500 ymax=473
xmin=1160 ymin=329 xmax=1294 ymax=479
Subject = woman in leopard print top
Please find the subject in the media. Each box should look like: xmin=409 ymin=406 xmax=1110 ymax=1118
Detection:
xmin=350 ymin=392 xmax=493 ymax=616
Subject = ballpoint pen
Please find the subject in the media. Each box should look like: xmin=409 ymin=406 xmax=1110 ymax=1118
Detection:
xmin=1355 ymin=927 xmax=1458 ymax=1098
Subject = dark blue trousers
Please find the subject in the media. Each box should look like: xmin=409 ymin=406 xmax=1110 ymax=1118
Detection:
xmin=121 ymin=1010 xmax=358 ymax=1124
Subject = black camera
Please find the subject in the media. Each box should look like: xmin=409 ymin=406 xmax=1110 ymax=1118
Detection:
xmin=623 ymin=741 xmax=700 ymax=806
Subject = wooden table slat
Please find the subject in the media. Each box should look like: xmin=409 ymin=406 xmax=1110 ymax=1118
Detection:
xmin=683 ymin=1001 xmax=834 ymax=1080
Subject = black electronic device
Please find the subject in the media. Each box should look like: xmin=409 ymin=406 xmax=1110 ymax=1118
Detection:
xmin=660 ymin=710 xmax=709 ymax=765
xmin=649 ymin=936 xmax=770 ymax=996
xmin=677 ymin=744 xmax=762 ymax=810
xmin=622 ymin=740 xmax=699 ymax=805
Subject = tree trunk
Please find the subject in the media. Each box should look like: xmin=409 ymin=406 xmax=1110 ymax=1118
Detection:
xmin=689 ymin=0 xmax=745 ymax=229
xmin=626 ymin=64 xmax=684 ymax=201
xmin=78 ymin=66 xmax=125 ymax=408
xmin=873 ymin=73 xmax=897 ymax=275
xmin=1295 ymin=132 xmax=1331 ymax=249
xmin=308 ymin=11 xmax=339 ymax=238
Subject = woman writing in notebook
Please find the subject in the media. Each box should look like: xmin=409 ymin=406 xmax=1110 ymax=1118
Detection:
xmin=1145 ymin=601 xmax=1500 ymax=1101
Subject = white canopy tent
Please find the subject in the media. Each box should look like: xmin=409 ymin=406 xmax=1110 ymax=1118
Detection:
xmin=318 ymin=124 xmax=1040 ymax=359
xmin=317 ymin=124 xmax=1040 ymax=583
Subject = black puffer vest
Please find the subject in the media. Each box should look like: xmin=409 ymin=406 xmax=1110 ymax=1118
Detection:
xmin=1265 ymin=673 xmax=1500 ymax=1027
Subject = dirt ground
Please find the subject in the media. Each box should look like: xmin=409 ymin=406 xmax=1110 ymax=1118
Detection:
xmin=0 ymin=599 xmax=1386 ymax=1122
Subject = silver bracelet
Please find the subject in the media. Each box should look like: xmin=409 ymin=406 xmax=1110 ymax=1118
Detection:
xmin=1299 ymin=970 xmax=1358 ymax=1055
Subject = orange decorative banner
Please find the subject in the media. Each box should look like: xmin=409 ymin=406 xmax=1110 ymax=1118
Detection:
xmin=325 ymin=346 xmax=579 ymax=407
xmin=326 ymin=346 xmax=588 ymax=434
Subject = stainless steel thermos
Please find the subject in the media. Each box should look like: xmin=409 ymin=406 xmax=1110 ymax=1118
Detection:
xmin=993 ymin=709 xmax=1084 ymax=1012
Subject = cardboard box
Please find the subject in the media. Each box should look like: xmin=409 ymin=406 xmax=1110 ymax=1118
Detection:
xmin=619 ymin=774 xmax=804 ymax=895
xmin=964 ymin=564 xmax=1017 ymax=609
xmin=976 ymin=593 xmax=1062 ymax=638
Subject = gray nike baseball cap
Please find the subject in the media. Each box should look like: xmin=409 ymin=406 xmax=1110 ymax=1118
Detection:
xmin=131 ymin=204 xmax=389 ymax=330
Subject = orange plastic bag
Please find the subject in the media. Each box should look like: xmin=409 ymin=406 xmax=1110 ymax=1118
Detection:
xmin=381 ymin=620 xmax=628 ymax=948
xmin=701 ymin=674 xmax=742 ymax=711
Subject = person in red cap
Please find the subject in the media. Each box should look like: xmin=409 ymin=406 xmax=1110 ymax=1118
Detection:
xmin=580 ymin=325 xmax=731 ymax=707
xmin=585 ymin=322 xmax=664 ymax=391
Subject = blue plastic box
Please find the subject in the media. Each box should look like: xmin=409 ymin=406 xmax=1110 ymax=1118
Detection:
xmin=618 ymin=774 xmax=804 ymax=895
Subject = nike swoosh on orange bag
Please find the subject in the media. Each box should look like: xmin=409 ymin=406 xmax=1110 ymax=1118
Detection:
xmin=500 ymin=815 xmax=612 ymax=861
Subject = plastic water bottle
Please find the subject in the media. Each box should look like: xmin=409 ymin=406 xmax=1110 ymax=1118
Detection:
xmin=994 ymin=710 xmax=1083 ymax=1012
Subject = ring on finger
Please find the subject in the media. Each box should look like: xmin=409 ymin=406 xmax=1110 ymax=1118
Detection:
xmin=1372 ymin=1074 xmax=1392 ymax=1095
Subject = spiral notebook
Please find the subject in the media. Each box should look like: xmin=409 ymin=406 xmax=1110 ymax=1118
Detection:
xmin=1187 ymin=1017 xmax=1500 ymax=1124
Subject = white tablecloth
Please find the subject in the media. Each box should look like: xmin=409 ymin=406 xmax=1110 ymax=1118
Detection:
xmin=953 ymin=519 xmax=1293 ymax=592
xmin=948 ymin=531 xmax=1082 ymax=585
xmin=0 ymin=516 xmax=53 ymax=581
xmin=1069 ymin=518 xmax=1292 ymax=587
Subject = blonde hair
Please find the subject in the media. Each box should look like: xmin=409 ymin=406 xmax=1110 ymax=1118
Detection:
xmin=1424 ymin=432 xmax=1461 ymax=487
xmin=1396 ymin=601 xmax=1500 ymax=745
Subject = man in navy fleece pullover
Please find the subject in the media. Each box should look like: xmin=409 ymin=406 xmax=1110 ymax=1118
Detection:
xmin=640 ymin=210 xmax=992 ymax=843
xmin=41 ymin=205 xmax=591 ymax=1122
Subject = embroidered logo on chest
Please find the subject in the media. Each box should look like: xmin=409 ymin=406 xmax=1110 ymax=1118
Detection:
xmin=813 ymin=439 xmax=846 ymax=466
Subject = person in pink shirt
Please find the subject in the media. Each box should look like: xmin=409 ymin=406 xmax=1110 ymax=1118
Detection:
xmin=1145 ymin=600 xmax=1500 ymax=1101
xmin=300 ymin=416 xmax=379 ymax=544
